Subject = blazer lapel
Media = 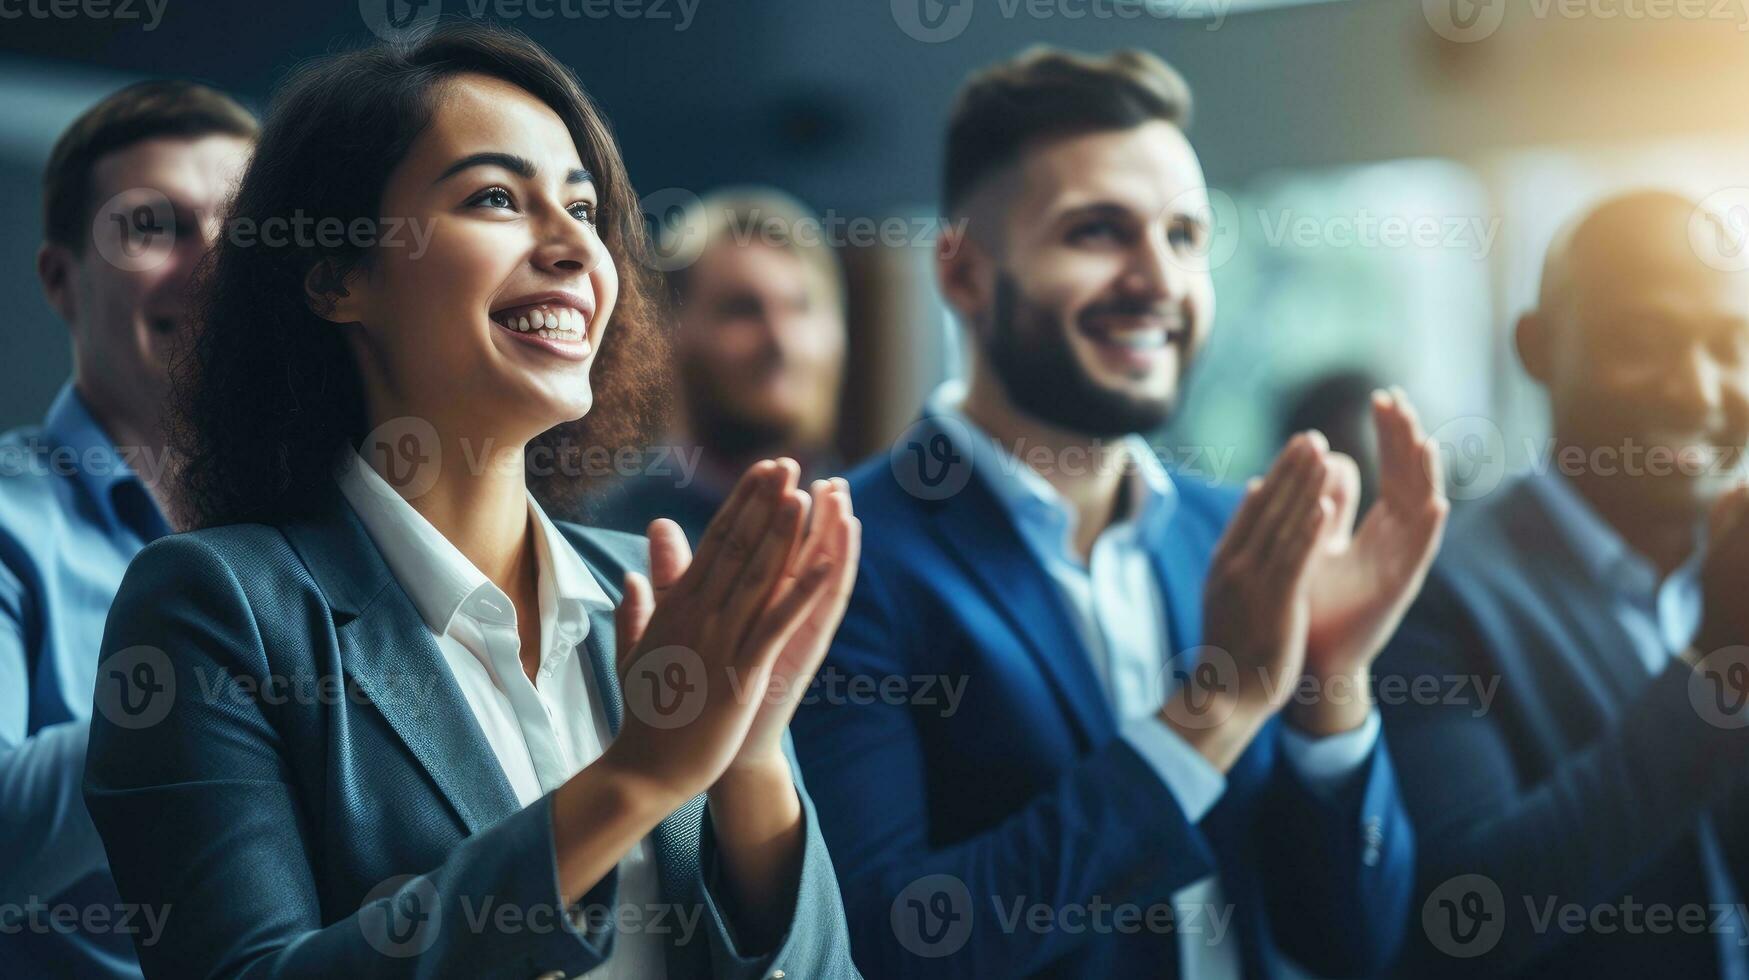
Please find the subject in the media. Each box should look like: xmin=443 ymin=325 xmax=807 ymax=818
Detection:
xmin=283 ymin=489 xmax=521 ymax=836
xmin=1503 ymin=483 xmax=1648 ymax=715
xmin=913 ymin=421 xmax=1115 ymax=748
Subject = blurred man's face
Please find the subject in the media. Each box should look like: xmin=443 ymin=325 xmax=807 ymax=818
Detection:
xmin=56 ymin=134 xmax=251 ymax=431
xmin=961 ymin=119 xmax=1215 ymax=437
xmin=675 ymin=240 xmax=846 ymax=455
xmin=1547 ymin=237 xmax=1749 ymax=517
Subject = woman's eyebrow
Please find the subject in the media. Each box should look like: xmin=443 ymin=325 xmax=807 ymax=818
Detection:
xmin=433 ymin=151 xmax=593 ymax=186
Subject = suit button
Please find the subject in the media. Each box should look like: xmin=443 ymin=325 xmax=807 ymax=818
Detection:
xmin=532 ymin=972 xmax=566 ymax=980
xmin=771 ymin=972 xmax=786 ymax=979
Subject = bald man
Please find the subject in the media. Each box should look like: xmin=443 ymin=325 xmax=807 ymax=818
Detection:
xmin=1377 ymin=191 xmax=1749 ymax=977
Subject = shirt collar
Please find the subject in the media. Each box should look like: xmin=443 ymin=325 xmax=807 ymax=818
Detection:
xmin=335 ymin=447 xmax=611 ymax=638
xmin=1526 ymin=469 xmax=1703 ymax=616
xmin=42 ymin=381 xmax=170 ymax=540
xmin=925 ymin=381 xmax=1178 ymax=563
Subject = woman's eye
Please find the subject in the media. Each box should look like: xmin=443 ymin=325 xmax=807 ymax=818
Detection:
xmin=470 ymin=187 xmax=515 ymax=210
xmin=569 ymin=202 xmax=596 ymax=224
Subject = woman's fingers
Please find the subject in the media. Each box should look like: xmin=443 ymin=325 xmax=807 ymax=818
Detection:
xmin=645 ymin=518 xmax=692 ymax=597
xmin=717 ymin=484 xmax=809 ymax=641
xmin=740 ymin=554 xmax=837 ymax=673
xmin=765 ymin=482 xmax=861 ymax=682
xmin=766 ymin=480 xmax=832 ymax=609
xmin=697 ymin=460 xmax=796 ymax=609
xmin=682 ymin=460 xmax=779 ymax=594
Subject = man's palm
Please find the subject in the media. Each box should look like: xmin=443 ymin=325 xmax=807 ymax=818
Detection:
xmin=1305 ymin=390 xmax=1450 ymax=676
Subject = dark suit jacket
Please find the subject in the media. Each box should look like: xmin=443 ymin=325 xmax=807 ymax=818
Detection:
xmin=792 ymin=417 xmax=1414 ymax=979
xmin=1378 ymin=476 xmax=1749 ymax=978
xmin=83 ymin=484 xmax=859 ymax=979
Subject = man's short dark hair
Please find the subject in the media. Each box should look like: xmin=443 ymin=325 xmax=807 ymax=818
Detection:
xmin=943 ymin=47 xmax=1193 ymax=214
xmin=43 ymin=79 xmax=257 ymax=253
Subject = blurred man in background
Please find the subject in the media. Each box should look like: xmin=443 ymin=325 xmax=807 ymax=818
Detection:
xmin=1282 ymin=370 xmax=1386 ymax=515
xmin=795 ymin=47 xmax=1450 ymax=978
xmin=1379 ymin=190 xmax=1749 ymax=978
xmin=0 ymin=80 xmax=254 ymax=978
xmin=590 ymin=187 xmax=846 ymax=541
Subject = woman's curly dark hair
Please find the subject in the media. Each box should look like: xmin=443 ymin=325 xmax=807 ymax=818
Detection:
xmin=171 ymin=22 xmax=669 ymax=530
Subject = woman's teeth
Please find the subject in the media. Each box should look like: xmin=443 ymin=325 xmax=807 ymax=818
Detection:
xmin=495 ymin=305 xmax=587 ymax=341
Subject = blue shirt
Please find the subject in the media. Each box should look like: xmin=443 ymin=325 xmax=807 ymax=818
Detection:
xmin=0 ymin=381 xmax=168 ymax=979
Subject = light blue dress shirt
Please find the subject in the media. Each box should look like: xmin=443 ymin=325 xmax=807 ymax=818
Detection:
xmin=0 ymin=381 xmax=168 ymax=979
xmin=1527 ymin=469 xmax=1747 ymax=979
xmin=928 ymin=383 xmax=1381 ymax=980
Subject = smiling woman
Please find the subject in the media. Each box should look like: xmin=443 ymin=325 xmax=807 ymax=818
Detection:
xmin=172 ymin=26 xmax=667 ymax=527
xmin=82 ymin=22 xmax=862 ymax=980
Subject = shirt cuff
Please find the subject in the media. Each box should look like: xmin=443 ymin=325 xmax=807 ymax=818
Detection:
xmin=1279 ymin=708 xmax=1381 ymax=799
xmin=1120 ymin=716 xmax=1227 ymax=822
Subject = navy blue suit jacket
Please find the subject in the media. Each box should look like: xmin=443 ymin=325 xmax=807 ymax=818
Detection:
xmin=82 ymin=485 xmax=859 ymax=979
xmin=792 ymin=419 xmax=1415 ymax=978
xmin=1378 ymin=477 xmax=1749 ymax=978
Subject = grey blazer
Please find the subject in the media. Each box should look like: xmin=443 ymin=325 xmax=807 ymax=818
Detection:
xmin=83 ymin=483 xmax=860 ymax=979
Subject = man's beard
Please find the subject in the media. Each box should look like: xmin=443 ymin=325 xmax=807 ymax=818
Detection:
xmin=981 ymin=271 xmax=1183 ymax=438
xmin=678 ymin=352 xmax=802 ymax=460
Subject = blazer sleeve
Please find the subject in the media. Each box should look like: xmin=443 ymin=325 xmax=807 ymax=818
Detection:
xmin=1252 ymin=723 xmax=1415 ymax=977
xmin=83 ymin=534 xmax=638 ymax=980
xmin=791 ymin=552 xmax=1221 ymax=979
xmin=694 ymin=732 xmax=862 ymax=979
xmin=1376 ymin=571 xmax=1749 ymax=976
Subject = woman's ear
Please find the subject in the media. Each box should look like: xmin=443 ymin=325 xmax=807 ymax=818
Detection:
xmin=304 ymin=259 xmax=362 ymax=324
